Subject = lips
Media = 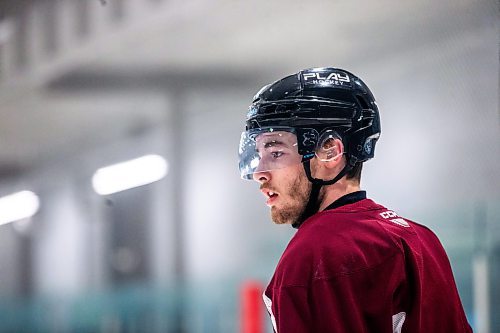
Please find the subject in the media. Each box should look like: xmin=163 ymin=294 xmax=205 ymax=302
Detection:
xmin=261 ymin=187 xmax=279 ymax=206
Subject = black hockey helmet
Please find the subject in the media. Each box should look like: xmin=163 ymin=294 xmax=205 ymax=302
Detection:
xmin=239 ymin=67 xmax=381 ymax=180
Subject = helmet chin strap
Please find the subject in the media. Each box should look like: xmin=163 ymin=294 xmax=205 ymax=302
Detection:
xmin=291 ymin=159 xmax=352 ymax=229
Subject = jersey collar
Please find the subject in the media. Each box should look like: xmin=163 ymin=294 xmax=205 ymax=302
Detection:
xmin=323 ymin=191 xmax=366 ymax=211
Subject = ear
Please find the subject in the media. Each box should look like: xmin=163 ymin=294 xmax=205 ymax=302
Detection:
xmin=315 ymin=137 xmax=344 ymax=169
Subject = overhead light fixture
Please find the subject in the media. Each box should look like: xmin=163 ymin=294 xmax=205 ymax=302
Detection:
xmin=92 ymin=154 xmax=168 ymax=195
xmin=0 ymin=19 xmax=14 ymax=45
xmin=0 ymin=191 xmax=40 ymax=226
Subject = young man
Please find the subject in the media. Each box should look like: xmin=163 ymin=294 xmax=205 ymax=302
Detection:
xmin=238 ymin=67 xmax=472 ymax=332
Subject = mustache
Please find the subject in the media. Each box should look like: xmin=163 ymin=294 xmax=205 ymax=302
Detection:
xmin=260 ymin=184 xmax=278 ymax=192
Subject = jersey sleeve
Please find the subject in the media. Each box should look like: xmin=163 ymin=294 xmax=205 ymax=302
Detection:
xmin=264 ymin=285 xmax=312 ymax=333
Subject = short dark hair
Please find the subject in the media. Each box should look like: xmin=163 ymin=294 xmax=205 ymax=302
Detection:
xmin=346 ymin=162 xmax=363 ymax=182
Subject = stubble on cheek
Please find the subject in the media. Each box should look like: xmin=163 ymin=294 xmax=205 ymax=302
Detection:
xmin=270 ymin=173 xmax=311 ymax=225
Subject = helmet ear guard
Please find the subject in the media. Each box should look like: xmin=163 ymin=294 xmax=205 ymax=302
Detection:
xmin=294 ymin=127 xmax=345 ymax=163
xmin=315 ymin=129 xmax=344 ymax=162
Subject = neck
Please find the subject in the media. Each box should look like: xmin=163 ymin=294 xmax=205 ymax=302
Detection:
xmin=318 ymin=178 xmax=361 ymax=211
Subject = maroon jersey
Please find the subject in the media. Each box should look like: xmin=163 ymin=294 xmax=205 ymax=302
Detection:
xmin=263 ymin=196 xmax=472 ymax=333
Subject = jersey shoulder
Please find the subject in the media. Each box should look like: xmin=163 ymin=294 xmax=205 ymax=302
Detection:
xmin=286 ymin=199 xmax=406 ymax=280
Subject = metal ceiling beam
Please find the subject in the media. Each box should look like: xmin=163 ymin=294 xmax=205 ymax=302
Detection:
xmin=47 ymin=67 xmax=263 ymax=92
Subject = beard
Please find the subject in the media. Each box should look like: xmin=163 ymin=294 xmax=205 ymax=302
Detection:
xmin=270 ymin=170 xmax=312 ymax=225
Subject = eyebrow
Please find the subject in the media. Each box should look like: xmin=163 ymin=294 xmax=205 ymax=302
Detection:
xmin=256 ymin=140 xmax=287 ymax=153
xmin=264 ymin=140 xmax=286 ymax=148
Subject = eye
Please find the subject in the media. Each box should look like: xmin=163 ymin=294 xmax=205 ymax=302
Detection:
xmin=271 ymin=151 xmax=284 ymax=158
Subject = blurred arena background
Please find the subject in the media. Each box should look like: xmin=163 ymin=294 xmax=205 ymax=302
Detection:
xmin=0 ymin=0 xmax=498 ymax=332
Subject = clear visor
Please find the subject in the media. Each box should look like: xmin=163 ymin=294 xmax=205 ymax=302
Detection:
xmin=239 ymin=127 xmax=302 ymax=180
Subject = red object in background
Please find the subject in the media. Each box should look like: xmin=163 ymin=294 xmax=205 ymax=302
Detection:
xmin=241 ymin=280 xmax=264 ymax=333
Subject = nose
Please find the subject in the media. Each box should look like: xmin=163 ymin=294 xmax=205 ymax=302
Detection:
xmin=252 ymin=170 xmax=271 ymax=184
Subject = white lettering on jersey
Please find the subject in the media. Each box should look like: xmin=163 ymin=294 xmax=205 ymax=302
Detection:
xmin=380 ymin=210 xmax=398 ymax=219
xmin=390 ymin=218 xmax=410 ymax=227
xmin=392 ymin=311 xmax=406 ymax=333
xmin=380 ymin=210 xmax=410 ymax=227
xmin=263 ymin=293 xmax=277 ymax=332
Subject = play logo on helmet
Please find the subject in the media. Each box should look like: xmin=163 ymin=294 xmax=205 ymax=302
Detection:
xmin=302 ymin=71 xmax=352 ymax=88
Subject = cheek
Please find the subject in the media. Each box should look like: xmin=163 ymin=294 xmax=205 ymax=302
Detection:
xmin=287 ymin=169 xmax=310 ymax=199
xmin=278 ymin=167 xmax=303 ymax=188
xmin=270 ymin=164 xmax=308 ymax=197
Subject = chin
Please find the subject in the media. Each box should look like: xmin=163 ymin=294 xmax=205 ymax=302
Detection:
xmin=271 ymin=206 xmax=298 ymax=225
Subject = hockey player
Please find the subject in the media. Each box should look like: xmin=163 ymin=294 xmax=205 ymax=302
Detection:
xmin=238 ymin=67 xmax=472 ymax=332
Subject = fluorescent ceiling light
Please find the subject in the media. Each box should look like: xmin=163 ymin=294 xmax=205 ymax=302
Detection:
xmin=0 ymin=191 xmax=40 ymax=226
xmin=92 ymin=154 xmax=168 ymax=195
